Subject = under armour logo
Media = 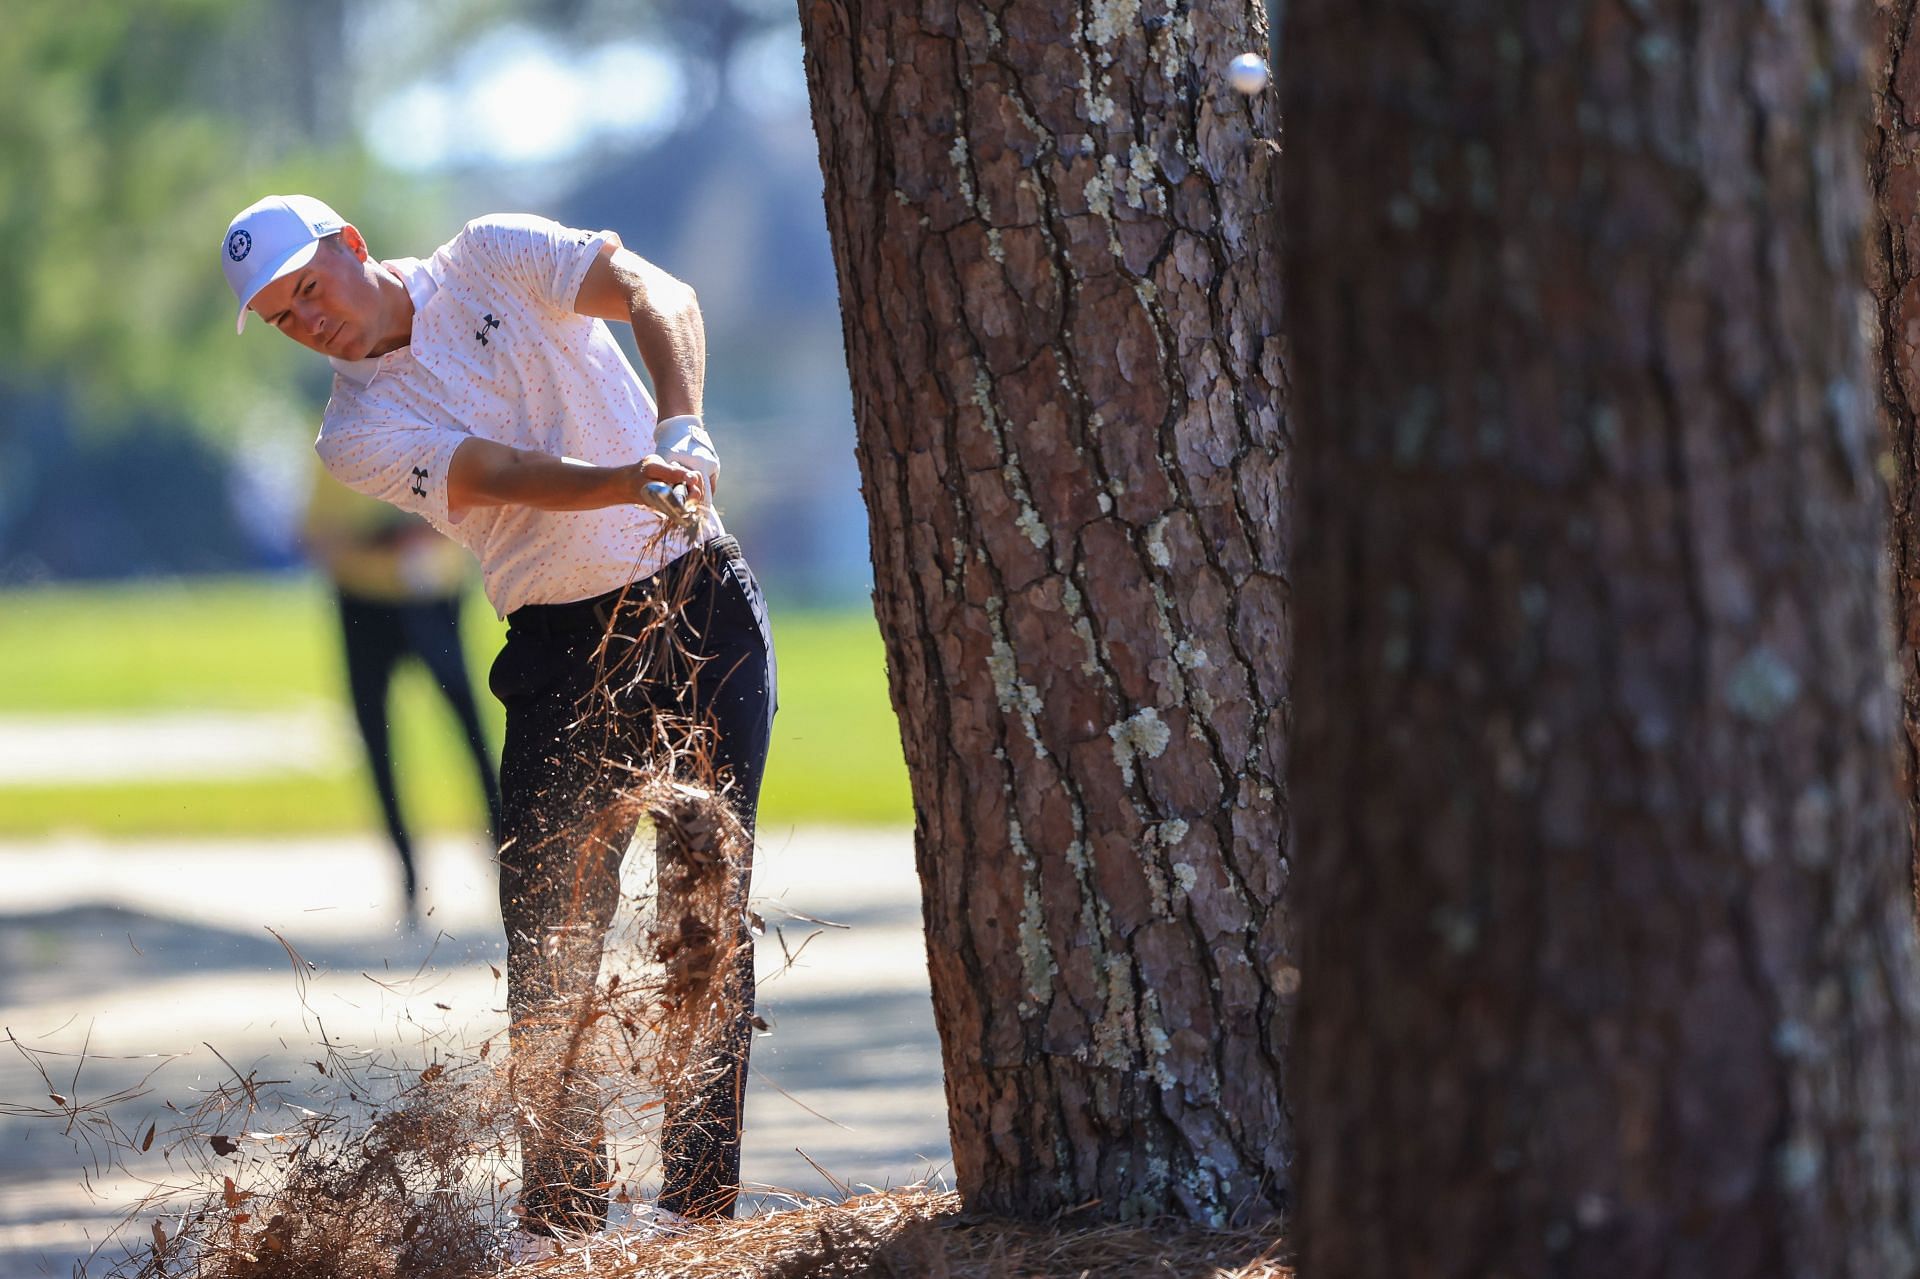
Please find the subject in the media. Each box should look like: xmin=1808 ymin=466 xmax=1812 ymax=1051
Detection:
xmin=475 ymin=313 xmax=501 ymax=346
xmin=410 ymin=466 xmax=428 ymax=498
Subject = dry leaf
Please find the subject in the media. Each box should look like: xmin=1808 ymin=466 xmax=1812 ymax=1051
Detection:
xmin=420 ymin=1063 xmax=445 ymax=1084
xmin=48 ymin=1093 xmax=67 ymax=1107
xmin=210 ymin=1134 xmax=237 ymax=1157
xmin=141 ymin=1122 xmax=156 ymax=1152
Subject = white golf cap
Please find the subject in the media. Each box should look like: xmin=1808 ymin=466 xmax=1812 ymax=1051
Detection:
xmin=220 ymin=194 xmax=348 ymax=334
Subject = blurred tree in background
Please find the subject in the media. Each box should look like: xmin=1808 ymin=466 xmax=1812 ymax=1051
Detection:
xmin=0 ymin=0 xmax=871 ymax=596
xmin=0 ymin=0 xmax=395 ymax=431
xmin=0 ymin=0 xmax=416 ymax=579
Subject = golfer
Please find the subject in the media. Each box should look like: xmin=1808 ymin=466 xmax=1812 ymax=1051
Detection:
xmin=220 ymin=194 xmax=775 ymax=1243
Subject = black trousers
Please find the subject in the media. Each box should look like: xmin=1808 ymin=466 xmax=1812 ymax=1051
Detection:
xmin=489 ymin=537 xmax=775 ymax=1232
xmin=336 ymin=591 xmax=503 ymax=900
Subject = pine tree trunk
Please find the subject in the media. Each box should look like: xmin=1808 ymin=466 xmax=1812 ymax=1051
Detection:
xmin=797 ymin=1 xmax=1289 ymax=1223
xmin=1872 ymin=0 xmax=1920 ymax=908
xmin=1286 ymin=1 xmax=1920 ymax=1273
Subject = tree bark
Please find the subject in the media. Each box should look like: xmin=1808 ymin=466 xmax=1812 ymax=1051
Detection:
xmin=1871 ymin=0 xmax=1920 ymax=911
xmin=797 ymin=1 xmax=1288 ymax=1224
xmin=1286 ymin=2 xmax=1920 ymax=1275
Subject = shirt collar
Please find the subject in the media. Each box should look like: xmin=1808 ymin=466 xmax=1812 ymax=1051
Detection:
xmin=328 ymin=257 xmax=437 ymax=387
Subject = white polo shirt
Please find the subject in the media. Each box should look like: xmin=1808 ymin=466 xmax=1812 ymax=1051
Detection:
xmin=315 ymin=213 xmax=725 ymax=616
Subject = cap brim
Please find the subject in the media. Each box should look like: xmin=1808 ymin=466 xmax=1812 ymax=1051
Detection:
xmin=232 ymin=238 xmax=325 ymax=335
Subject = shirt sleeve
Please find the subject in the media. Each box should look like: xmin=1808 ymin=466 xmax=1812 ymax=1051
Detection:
xmin=457 ymin=214 xmax=612 ymax=314
xmin=315 ymin=413 xmax=471 ymax=531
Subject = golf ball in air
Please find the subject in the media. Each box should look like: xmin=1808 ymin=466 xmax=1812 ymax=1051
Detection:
xmin=1227 ymin=52 xmax=1269 ymax=95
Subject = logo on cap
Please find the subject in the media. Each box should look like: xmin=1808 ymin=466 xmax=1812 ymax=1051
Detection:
xmin=226 ymin=229 xmax=252 ymax=262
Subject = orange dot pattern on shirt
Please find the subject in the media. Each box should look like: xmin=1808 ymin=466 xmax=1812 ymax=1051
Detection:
xmin=313 ymin=214 xmax=723 ymax=617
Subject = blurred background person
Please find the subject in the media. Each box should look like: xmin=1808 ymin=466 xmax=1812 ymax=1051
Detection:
xmin=302 ymin=458 xmax=503 ymax=916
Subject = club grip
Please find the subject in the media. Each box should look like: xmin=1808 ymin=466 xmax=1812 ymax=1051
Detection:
xmin=641 ymin=480 xmax=691 ymax=520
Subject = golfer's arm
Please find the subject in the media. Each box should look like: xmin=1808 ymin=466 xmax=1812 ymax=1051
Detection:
xmin=447 ymin=437 xmax=646 ymax=516
xmin=573 ymin=238 xmax=705 ymax=421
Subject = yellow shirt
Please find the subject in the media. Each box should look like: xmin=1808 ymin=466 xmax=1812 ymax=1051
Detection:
xmin=303 ymin=458 xmax=471 ymax=603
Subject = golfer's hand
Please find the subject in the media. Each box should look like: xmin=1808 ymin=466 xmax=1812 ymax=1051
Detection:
xmin=629 ymin=454 xmax=705 ymax=503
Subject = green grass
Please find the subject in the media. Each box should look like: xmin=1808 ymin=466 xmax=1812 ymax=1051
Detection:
xmin=0 ymin=575 xmax=911 ymax=837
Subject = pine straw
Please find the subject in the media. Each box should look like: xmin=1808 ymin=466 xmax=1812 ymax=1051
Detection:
xmin=506 ymin=1187 xmax=1291 ymax=1279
